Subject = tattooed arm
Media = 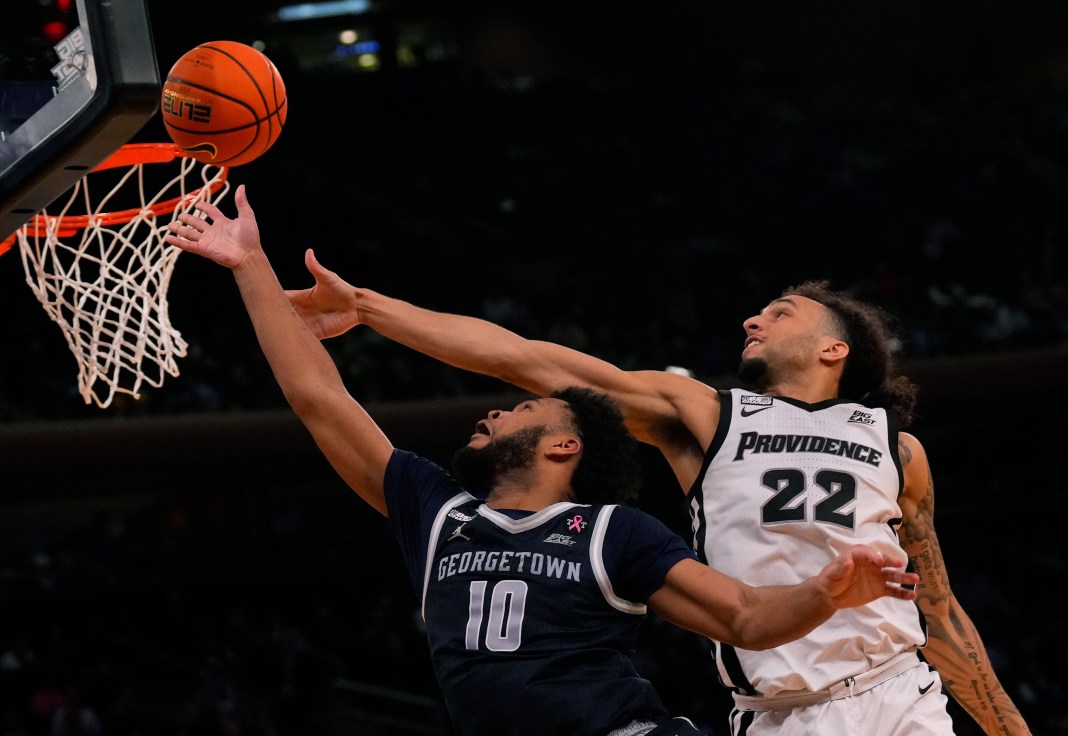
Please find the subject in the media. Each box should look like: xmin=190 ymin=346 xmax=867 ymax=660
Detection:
xmin=897 ymin=433 xmax=1032 ymax=736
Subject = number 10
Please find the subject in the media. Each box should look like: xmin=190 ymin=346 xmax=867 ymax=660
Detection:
xmin=465 ymin=580 xmax=529 ymax=651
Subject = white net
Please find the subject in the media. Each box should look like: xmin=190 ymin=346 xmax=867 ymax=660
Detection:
xmin=14 ymin=145 xmax=230 ymax=409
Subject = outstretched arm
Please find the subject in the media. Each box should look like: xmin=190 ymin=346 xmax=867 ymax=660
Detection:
xmin=288 ymin=250 xmax=655 ymax=400
xmin=898 ymin=433 xmax=1031 ymax=735
xmin=286 ymin=250 xmax=717 ymax=488
xmin=648 ymin=545 xmax=919 ymax=650
xmin=164 ymin=187 xmax=393 ymax=516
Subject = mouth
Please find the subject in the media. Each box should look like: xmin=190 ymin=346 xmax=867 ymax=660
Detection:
xmin=743 ymin=336 xmax=762 ymax=350
xmin=474 ymin=420 xmax=491 ymax=437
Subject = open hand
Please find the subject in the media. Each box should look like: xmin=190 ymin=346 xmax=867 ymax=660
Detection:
xmin=163 ymin=183 xmax=260 ymax=269
xmin=285 ymin=248 xmax=362 ymax=339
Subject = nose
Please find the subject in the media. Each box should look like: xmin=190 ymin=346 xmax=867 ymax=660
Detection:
xmin=743 ymin=314 xmax=763 ymax=333
xmin=488 ymin=409 xmax=503 ymax=420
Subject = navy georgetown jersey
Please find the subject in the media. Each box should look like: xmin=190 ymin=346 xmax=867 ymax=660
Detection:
xmin=692 ymin=389 xmax=927 ymax=697
xmin=384 ymin=449 xmax=696 ymax=736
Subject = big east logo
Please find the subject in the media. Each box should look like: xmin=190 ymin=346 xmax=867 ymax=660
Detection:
xmin=161 ymin=91 xmax=211 ymax=124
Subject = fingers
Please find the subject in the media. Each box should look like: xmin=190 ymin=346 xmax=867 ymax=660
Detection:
xmin=849 ymin=545 xmax=918 ymax=601
xmin=170 ymin=184 xmax=246 ymax=236
xmin=852 ymin=544 xmax=906 ymax=569
xmin=879 ymin=565 xmax=919 ymax=600
xmin=167 ymin=213 xmax=208 ymax=240
xmin=167 ymin=210 xmax=209 ymax=235
xmin=166 ymin=219 xmax=201 ymax=242
xmin=234 ymin=183 xmax=252 ymax=214
xmin=884 ymin=569 xmax=919 ymax=585
xmin=172 ymin=195 xmax=228 ymax=230
xmin=163 ymin=224 xmax=200 ymax=252
xmin=886 ymin=582 xmax=918 ymax=600
xmin=306 ymin=248 xmax=335 ymax=278
xmin=879 ymin=551 xmax=907 ymax=569
xmin=193 ymin=200 xmax=224 ymax=221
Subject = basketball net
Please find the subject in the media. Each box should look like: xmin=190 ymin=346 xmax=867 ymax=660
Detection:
xmin=2 ymin=143 xmax=230 ymax=409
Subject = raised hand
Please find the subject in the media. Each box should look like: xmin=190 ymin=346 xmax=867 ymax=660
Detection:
xmin=821 ymin=545 xmax=919 ymax=609
xmin=285 ymin=248 xmax=362 ymax=339
xmin=163 ymin=183 xmax=260 ymax=269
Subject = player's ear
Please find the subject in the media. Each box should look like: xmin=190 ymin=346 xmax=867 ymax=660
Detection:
xmin=821 ymin=338 xmax=849 ymax=367
xmin=546 ymin=435 xmax=581 ymax=463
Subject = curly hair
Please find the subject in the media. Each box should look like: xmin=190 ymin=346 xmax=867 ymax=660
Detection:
xmin=552 ymin=386 xmax=643 ymax=505
xmin=782 ymin=280 xmax=919 ymax=427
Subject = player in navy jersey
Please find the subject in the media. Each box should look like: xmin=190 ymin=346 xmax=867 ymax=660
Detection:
xmin=164 ymin=186 xmax=919 ymax=736
xmin=277 ymin=252 xmax=1033 ymax=735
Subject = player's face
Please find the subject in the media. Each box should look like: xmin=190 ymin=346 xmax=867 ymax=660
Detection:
xmin=464 ymin=398 xmax=570 ymax=448
xmin=738 ymin=296 xmax=831 ymax=389
xmin=451 ymin=399 xmax=571 ymax=492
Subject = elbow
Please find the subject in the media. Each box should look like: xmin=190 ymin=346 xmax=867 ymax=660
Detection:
xmin=486 ymin=343 xmax=531 ymax=379
xmin=721 ymin=595 xmax=802 ymax=651
xmin=284 ymin=388 xmax=317 ymax=416
xmin=736 ymin=636 xmax=778 ymax=652
xmin=490 ymin=359 xmax=540 ymax=391
xmin=281 ymin=376 xmax=339 ymax=417
xmin=727 ymin=625 xmax=777 ymax=652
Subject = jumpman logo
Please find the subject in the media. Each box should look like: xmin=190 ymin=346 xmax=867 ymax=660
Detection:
xmin=448 ymin=523 xmax=471 ymax=542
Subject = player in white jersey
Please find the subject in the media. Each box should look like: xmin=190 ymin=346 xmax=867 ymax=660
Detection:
xmin=699 ymin=390 xmax=923 ymax=702
xmin=700 ymin=389 xmax=939 ymax=735
xmin=281 ymin=259 xmax=1032 ymax=736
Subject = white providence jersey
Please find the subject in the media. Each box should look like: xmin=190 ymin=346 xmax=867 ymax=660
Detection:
xmin=691 ymin=388 xmax=927 ymax=697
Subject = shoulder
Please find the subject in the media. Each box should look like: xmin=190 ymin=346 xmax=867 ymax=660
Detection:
xmin=599 ymin=505 xmax=673 ymax=544
xmin=601 ymin=506 xmax=696 ymax=599
xmin=626 ymin=369 xmax=722 ymax=410
xmin=632 ymin=370 xmax=723 ymax=451
xmin=897 ymin=432 xmax=929 ymax=468
xmin=386 ymin=448 xmax=448 ymax=484
xmin=385 ymin=449 xmax=472 ymax=513
xmin=897 ymin=432 xmax=933 ymax=506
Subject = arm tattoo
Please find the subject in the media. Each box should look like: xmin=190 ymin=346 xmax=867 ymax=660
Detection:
xmin=899 ymin=443 xmax=951 ymax=603
xmin=898 ymin=438 xmax=913 ymax=466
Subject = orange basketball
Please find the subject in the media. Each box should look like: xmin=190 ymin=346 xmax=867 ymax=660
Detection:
xmin=161 ymin=41 xmax=287 ymax=168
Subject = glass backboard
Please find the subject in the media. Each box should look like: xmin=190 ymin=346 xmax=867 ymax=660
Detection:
xmin=0 ymin=0 xmax=160 ymax=247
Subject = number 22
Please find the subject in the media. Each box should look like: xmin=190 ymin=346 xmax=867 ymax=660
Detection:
xmin=761 ymin=468 xmax=857 ymax=529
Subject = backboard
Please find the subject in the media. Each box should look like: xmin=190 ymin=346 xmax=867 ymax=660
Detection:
xmin=0 ymin=0 xmax=160 ymax=249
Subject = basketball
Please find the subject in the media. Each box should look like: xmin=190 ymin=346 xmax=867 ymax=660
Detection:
xmin=161 ymin=41 xmax=287 ymax=168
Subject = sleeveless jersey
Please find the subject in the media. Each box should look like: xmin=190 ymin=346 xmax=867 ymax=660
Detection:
xmin=384 ymin=449 xmax=695 ymax=736
xmin=690 ymin=388 xmax=927 ymax=697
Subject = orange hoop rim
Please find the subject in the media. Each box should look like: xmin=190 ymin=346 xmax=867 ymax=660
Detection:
xmin=0 ymin=143 xmax=228 ymax=255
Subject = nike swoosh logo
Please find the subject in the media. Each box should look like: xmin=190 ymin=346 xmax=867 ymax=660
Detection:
xmin=919 ymin=681 xmax=935 ymax=695
xmin=181 ymin=142 xmax=219 ymax=156
xmin=740 ymin=406 xmax=772 ymax=417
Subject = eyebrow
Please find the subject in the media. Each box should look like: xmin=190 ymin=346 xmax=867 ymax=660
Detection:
xmin=764 ymin=297 xmax=798 ymax=311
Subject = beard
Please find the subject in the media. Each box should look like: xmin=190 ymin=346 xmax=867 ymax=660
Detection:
xmin=451 ymin=425 xmax=548 ymax=495
xmin=737 ymin=356 xmax=771 ymax=392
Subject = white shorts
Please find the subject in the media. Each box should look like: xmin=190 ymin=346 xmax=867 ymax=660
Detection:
xmin=727 ymin=658 xmax=956 ymax=736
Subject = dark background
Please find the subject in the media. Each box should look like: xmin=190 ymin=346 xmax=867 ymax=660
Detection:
xmin=0 ymin=1 xmax=1066 ymax=734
